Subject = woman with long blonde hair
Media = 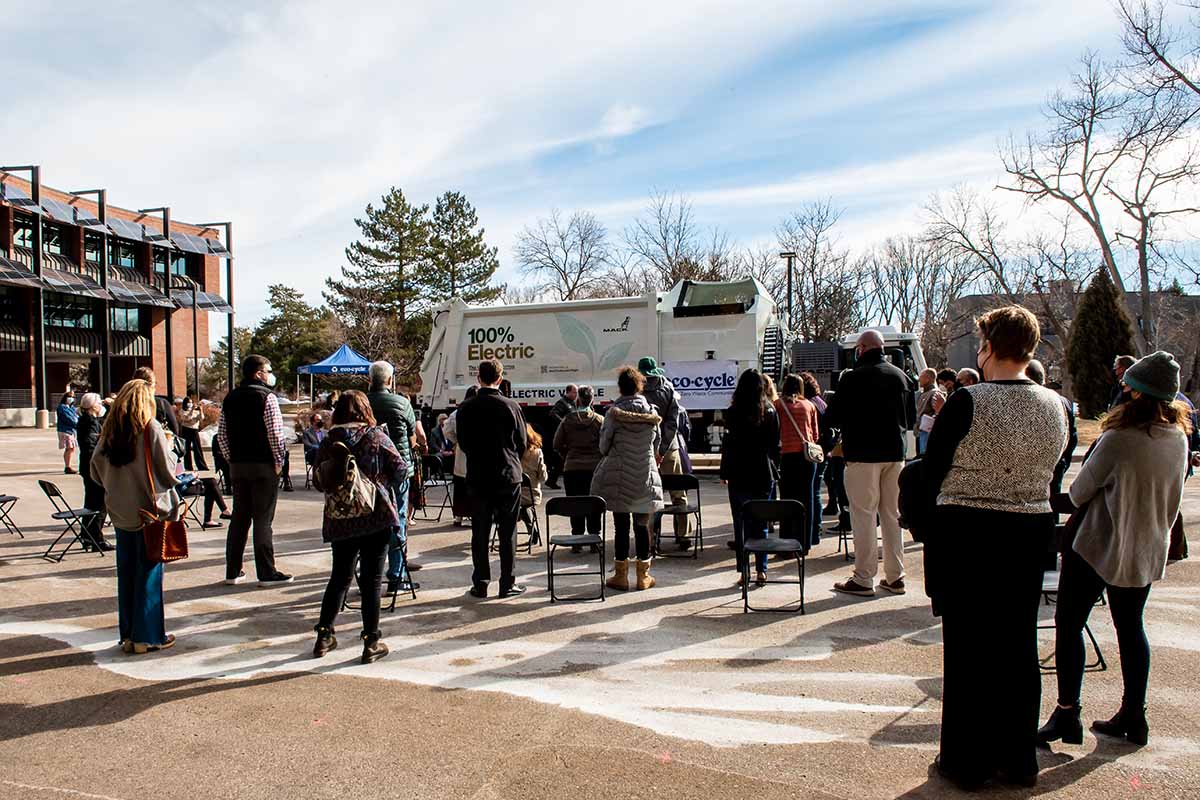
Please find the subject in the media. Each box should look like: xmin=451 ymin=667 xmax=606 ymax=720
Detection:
xmin=91 ymin=379 xmax=183 ymax=654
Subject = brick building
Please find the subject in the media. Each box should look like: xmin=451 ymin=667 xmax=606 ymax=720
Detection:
xmin=0 ymin=167 xmax=232 ymax=426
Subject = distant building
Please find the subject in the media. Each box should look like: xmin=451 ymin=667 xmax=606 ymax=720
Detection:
xmin=945 ymin=289 xmax=1200 ymax=395
xmin=1 ymin=168 xmax=233 ymax=427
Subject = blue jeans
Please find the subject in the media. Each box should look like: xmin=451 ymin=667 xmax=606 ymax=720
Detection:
xmin=115 ymin=528 xmax=166 ymax=646
xmin=729 ymin=483 xmax=773 ymax=574
xmin=917 ymin=430 xmax=930 ymax=457
xmin=386 ymin=475 xmax=411 ymax=581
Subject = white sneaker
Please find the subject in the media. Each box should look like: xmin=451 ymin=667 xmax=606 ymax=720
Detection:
xmin=223 ymin=571 xmax=246 ymax=586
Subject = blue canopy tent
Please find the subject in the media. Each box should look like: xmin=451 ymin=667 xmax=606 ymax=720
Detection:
xmin=297 ymin=344 xmax=373 ymax=401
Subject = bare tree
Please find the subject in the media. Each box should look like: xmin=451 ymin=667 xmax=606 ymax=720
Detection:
xmin=775 ymin=200 xmax=867 ymax=341
xmin=593 ymin=248 xmax=657 ymax=298
xmin=1107 ymin=93 xmax=1200 ymax=346
xmin=738 ymin=243 xmax=788 ymax=312
xmin=1118 ymin=0 xmax=1200 ymax=98
xmin=513 ymin=209 xmax=611 ymax=301
xmin=624 ymin=191 xmax=735 ymax=288
xmin=1000 ymin=52 xmax=1152 ymax=352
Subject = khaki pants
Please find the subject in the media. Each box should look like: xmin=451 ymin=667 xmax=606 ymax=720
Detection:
xmin=844 ymin=461 xmax=904 ymax=588
xmin=658 ymin=448 xmax=691 ymax=538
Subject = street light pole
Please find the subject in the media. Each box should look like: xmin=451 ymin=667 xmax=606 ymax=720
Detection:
xmin=198 ymin=222 xmax=234 ymax=393
xmin=139 ymin=207 xmax=174 ymax=397
xmin=779 ymin=250 xmax=797 ymax=333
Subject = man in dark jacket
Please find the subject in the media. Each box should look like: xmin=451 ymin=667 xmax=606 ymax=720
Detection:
xmin=367 ymin=360 xmax=418 ymax=594
xmin=133 ymin=366 xmax=181 ymax=437
xmin=825 ymin=330 xmax=914 ymax=597
xmin=1025 ymin=359 xmax=1077 ymax=496
xmin=639 ymin=356 xmax=691 ymax=548
xmin=456 ymin=358 xmax=529 ymax=599
xmin=217 ymin=355 xmax=291 ymax=587
xmin=544 ymin=384 xmax=577 ymax=489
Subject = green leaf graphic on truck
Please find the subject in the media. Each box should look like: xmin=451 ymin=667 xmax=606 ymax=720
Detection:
xmin=555 ymin=313 xmax=632 ymax=373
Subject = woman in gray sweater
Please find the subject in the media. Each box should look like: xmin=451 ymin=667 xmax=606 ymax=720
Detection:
xmin=1038 ymin=351 xmax=1190 ymax=748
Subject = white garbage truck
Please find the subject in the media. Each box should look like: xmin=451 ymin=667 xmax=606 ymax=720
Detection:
xmin=418 ymin=278 xmax=785 ymax=420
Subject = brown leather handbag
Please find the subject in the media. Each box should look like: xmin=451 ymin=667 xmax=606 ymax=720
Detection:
xmin=140 ymin=424 xmax=189 ymax=564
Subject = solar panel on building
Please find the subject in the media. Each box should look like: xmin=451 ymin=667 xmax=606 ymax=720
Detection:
xmin=107 ymin=217 xmax=146 ymax=242
xmin=0 ymin=256 xmax=47 ymax=289
xmin=170 ymin=232 xmax=211 ymax=255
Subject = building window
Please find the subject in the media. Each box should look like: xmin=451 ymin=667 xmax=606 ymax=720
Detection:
xmin=84 ymin=232 xmax=104 ymax=265
xmin=0 ymin=286 xmax=22 ymax=323
xmin=110 ymin=306 xmax=140 ymax=332
xmin=153 ymin=249 xmax=167 ymax=274
xmin=43 ymin=224 xmax=64 ymax=255
xmin=44 ymin=292 xmax=94 ymax=329
xmin=171 ymin=252 xmax=190 ymax=277
xmin=12 ymin=214 xmax=33 ymax=249
xmin=110 ymin=240 xmax=136 ymax=269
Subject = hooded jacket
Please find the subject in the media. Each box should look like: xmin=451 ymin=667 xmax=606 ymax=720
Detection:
xmin=553 ymin=407 xmax=604 ymax=472
xmin=590 ymin=394 xmax=663 ymax=514
xmin=641 ymin=374 xmax=680 ymax=457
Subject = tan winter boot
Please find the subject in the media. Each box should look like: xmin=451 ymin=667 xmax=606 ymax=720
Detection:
xmin=606 ymin=559 xmax=630 ymax=591
xmin=635 ymin=559 xmax=656 ymax=590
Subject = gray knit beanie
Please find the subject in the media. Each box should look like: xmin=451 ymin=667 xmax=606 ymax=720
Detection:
xmin=1122 ymin=350 xmax=1180 ymax=402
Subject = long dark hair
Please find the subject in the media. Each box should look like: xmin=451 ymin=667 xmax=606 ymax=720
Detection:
xmin=332 ymin=389 xmax=376 ymax=426
xmin=729 ymin=369 xmax=768 ymax=425
xmin=1102 ymin=394 xmax=1193 ymax=436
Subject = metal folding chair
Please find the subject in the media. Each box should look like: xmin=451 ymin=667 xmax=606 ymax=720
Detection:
xmin=545 ymin=495 xmax=606 ymax=602
xmin=739 ymin=499 xmax=807 ymax=614
xmin=1038 ymin=493 xmax=1106 ymax=673
xmin=177 ymin=480 xmax=207 ymax=527
xmin=37 ymin=480 xmax=102 ymax=562
xmin=495 ymin=474 xmax=541 ymax=554
xmin=342 ymin=545 xmax=417 ymax=614
xmin=0 ymin=494 xmax=23 ymax=538
xmin=416 ymin=454 xmax=453 ymax=522
xmin=652 ymin=473 xmax=703 ymax=558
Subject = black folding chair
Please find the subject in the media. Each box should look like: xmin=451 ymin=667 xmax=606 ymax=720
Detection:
xmin=1038 ymin=493 xmax=1107 ymax=674
xmin=545 ymin=496 xmax=606 ymax=602
xmin=342 ymin=545 xmax=417 ymax=614
xmin=38 ymin=480 xmax=103 ymax=562
xmin=0 ymin=494 xmax=23 ymax=538
xmin=177 ymin=480 xmax=207 ymax=527
xmin=739 ymin=500 xmax=807 ymax=614
xmin=417 ymin=454 xmax=453 ymax=522
xmin=652 ymin=473 xmax=703 ymax=558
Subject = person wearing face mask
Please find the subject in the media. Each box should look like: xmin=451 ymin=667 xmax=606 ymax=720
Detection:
xmin=216 ymin=355 xmax=292 ymax=587
xmin=56 ymin=388 xmax=80 ymax=474
xmin=76 ymin=392 xmax=113 ymax=551
xmin=920 ymin=306 xmax=1069 ymax=789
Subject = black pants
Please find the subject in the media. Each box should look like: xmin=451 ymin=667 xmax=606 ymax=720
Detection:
xmin=180 ymin=427 xmax=209 ymax=471
xmin=613 ymin=513 xmax=650 ymax=561
xmin=779 ymin=452 xmax=818 ymax=547
xmin=936 ymin=506 xmax=1052 ymax=782
xmin=317 ymin=527 xmax=390 ymax=640
xmin=1055 ymin=546 xmax=1152 ymax=710
xmin=562 ymin=469 xmax=600 ymax=536
xmin=201 ymin=477 xmax=229 ymax=522
xmin=226 ymin=463 xmax=280 ymax=580
xmin=826 ymin=456 xmax=848 ymax=509
xmin=470 ymin=482 xmax=520 ymax=587
xmin=81 ymin=467 xmax=108 ymax=545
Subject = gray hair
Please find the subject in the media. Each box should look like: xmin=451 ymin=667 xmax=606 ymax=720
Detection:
xmin=79 ymin=392 xmax=101 ymax=411
xmin=369 ymin=360 xmax=394 ymax=388
xmin=576 ymin=385 xmax=594 ymax=407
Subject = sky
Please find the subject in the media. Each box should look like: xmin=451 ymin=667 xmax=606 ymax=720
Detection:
xmin=0 ymin=0 xmax=1150 ymax=337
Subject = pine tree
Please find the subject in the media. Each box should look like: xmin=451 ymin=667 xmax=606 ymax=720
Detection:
xmin=249 ymin=285 xmax=337 ymax=394
xmin=426 ymin=191 xmax=502 ymax=303
xmin=1067 ymin=269 xmax=1136 ymax=418
xmin=325 ymin=187 xmax=431 ymax=331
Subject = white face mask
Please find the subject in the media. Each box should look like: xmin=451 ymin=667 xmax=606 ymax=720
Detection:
xmin=263 ymin=370 xmax=277 ymax=388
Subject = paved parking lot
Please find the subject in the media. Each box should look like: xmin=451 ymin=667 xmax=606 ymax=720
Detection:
xmin=1 ymin=427 xmax=1198 ymax=799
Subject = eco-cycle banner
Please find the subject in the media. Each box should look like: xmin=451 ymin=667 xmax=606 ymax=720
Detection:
xmin=662 ymin=360 xmax=738 ymax=410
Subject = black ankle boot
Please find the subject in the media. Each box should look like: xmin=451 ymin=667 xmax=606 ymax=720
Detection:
xmin=1092 ymin=705 xmax=1149 ymax=746
xmin=361 ymin=635 xmax=388 ymax=664
xmin=1037 ymin=705 xmax=1083 ymax=746
xmin=313 ymin=626 xmax=337 ymax=658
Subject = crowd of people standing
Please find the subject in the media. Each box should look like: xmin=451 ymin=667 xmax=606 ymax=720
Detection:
xmin=51 ymin=300 xmax=1199 ymax=790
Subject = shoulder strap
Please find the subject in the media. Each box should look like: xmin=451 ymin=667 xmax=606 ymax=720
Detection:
xmin=143 ymin=423 xmax=157 ymax=504
xmin=779 ymin=399 xmax=805 ymax=440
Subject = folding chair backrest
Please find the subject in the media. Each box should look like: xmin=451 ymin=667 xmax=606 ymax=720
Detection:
xmin=38 ymin=480 xmax=69 ymax=513
xmin=660 ymin=473 xmax=699 ymax=493
xmin=422 ymin=454 xmax=447 ymax=479
xmin=742 ymin=499 xmax=806 ymax=540
xmin=546 ymin=495 xmax=606 ymax=519
xmin=521 ymin=473 xmax=533 ymax=490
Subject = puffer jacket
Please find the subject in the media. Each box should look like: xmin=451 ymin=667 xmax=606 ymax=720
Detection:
xmin=590 ymin=394 xmax=663 ymax=514
xmin=520 ymin=447 xmax=548 ymax=507
xmin=642 ymin=374 xmax=680 ymax=457
xmin=553 ymin=408 xmax=604 ymax=472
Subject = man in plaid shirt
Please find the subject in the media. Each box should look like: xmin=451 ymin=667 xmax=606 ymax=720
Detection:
xmin=217 ymin=354 xmax=292 ymax=586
